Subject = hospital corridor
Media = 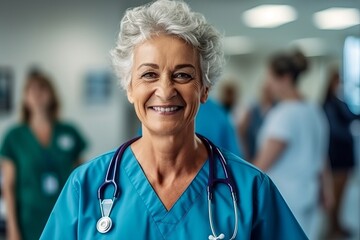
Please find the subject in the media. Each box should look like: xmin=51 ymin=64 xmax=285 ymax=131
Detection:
xmin=0 ymin=0 xmax=359 ymax=239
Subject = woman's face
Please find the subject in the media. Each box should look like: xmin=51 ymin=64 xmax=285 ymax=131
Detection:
xmin=25 ymin=80 xmax=52 ymax=113
xmin=128 ymin=34 xmax=208 ymax=136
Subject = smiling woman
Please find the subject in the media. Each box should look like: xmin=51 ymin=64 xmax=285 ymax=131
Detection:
xmin=40 ymin=1 xmax=308 ymax=239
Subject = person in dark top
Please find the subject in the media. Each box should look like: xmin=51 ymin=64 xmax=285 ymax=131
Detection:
xmin=323 ymin=68 xmax=357 ymax=239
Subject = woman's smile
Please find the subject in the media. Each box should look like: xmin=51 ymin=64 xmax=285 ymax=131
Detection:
xmin=148 ymin=105 xmax=184 ymax=115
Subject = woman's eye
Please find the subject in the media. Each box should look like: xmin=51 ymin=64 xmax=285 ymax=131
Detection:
xmin=173 ymin=73 xmax=193 ymax=82
xmin=141 ymin=72 xmax=158 ymax=80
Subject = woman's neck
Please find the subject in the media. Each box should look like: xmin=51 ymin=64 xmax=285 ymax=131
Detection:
xmin=30 ymin=111 xmax=51 ymax=129
xmin=131 ymin=126 xmax=207 ymax=185
xmin=281 ymin=88 xmax=302 ymax=101
xmin=29 ymin=111 xmax=53 ymax=146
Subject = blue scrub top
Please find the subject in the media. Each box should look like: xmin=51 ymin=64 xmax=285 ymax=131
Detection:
xmin=196 ymin=99 xmax=242 ymax=157
xmin=41 ymin=146 xmax=307 ymax=239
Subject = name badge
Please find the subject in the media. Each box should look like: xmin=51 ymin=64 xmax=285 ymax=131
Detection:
xmin=57 ymin=134 xmax=74 ymax=151
xmin=42 ymin=173 xmax=59 ymax=195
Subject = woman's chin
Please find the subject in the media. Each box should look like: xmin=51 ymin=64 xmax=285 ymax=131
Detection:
xmin=143 ymin=124 xmax=185 ymax=136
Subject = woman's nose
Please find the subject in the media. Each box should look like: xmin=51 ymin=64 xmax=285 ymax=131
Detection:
xmin=155 ymin=75 xmax=177 ymax=101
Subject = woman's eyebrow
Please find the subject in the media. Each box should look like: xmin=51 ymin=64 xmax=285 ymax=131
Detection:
xmin=174 ymin=64 xmax=196 ymax=70
xmin=137 ymin=63 xmax=196 ymax=71
xmin=137 ymin=63 xmax=159 ymax=70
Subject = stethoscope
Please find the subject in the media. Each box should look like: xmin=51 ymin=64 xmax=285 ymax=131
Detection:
xmin=97 ymin=134 xmax=238 ymax=240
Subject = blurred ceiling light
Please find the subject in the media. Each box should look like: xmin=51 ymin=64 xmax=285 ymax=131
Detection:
xmin=313 ymin=8 xmax=360 ymax=30
xmin=290 ymin=38 xmax=327 ymax=57
xmin=222 ymin=36 xmax=254 ymax=55
xmin=242 ymin=5 xmax=297 ymax=28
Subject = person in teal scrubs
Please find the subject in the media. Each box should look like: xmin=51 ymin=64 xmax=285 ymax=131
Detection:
xmin=0 ymin=70 xmax=87 ymax=240
xmin=196 ymin=98 xmax=242 ymax=157
xmin=41 ymin=1 xmax=307 ymax=239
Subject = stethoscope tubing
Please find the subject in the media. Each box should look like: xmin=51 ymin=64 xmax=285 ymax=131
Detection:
xmin=97 ymin=136 xmax=140 ymax=200
xmin=97 ymin=134 xmax=238 ymax=239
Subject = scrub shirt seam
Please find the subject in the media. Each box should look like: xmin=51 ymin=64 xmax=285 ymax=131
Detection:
xmin=71 ymin=178 xmax=80 ymax=201
xmin=122 ymin=162 xmax=166 ymax=240
xmin=159 ymin=192 xmax=200 ymax=224
xmin=159 ymin=160 xmax=209 ymax=225
xmin=164 ymin=184 xmax=207 ymax=239
xmin=252 ymin=173 xmax=266 ymax=229
xmin=70 ymin=175 xmax=80 ymax=239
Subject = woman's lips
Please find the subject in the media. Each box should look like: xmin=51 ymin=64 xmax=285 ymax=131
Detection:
xmin=148 ymin=105 xmax=184 ymax=114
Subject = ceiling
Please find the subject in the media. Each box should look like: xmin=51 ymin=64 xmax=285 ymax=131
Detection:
xmin=123 ymin=0 xmax=360 ymax=58
xmin=1 ymin=0 xmax=358 ymax=59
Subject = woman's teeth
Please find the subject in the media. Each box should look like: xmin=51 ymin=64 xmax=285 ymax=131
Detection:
xmin=152 ymin=106 xmax=180 ymax=113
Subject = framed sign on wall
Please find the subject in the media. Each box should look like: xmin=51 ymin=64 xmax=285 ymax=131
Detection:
xmin=0 ymin=67 xmax=13 ymax=114
xmin=84 ymin=70 xmax=114 ymax=105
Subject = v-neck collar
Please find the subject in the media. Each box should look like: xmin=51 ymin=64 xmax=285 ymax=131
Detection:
xmin=122 ymin=147 xmax=209 ymax=238
xmin=24 ymin=122 xmax=56 ymax=150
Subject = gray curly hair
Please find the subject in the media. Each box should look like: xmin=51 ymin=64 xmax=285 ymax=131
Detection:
xmin=110 ymin=0 xmax=224 ymax=90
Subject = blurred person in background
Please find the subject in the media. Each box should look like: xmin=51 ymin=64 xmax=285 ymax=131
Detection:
xmin=238 ymin=81 xmax=274 ymax=161
xmin=196 ymin=97 xmax=242 ymax=157
xmin=323 ymin=67 xmax=357 ymax=239
xmin=218 ymin=81 xmax=238 ymax=113
xmin=0 ymin=69 xmax=87 ymax=240
xmin=254 ymin=50 xmax=329 ymax=239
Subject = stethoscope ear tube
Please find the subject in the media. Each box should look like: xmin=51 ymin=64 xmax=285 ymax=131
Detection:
xmin=96 ymin=136 xmax=141 ymax=233
xmin=198 ymin=134 xmax=238 ymax=240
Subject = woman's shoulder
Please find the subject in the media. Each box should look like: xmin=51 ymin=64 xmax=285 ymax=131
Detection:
xmin=220 ymin=148 xmax=267 ymax=184
xmin=219 ymin=149 xmax=273 ymax=203
xmin=2 ymin=123 xmax=27 ymax=139
xmin=55 ymin=121 xmax=81 ymax=132
xmin=270 ymin=102 xmax=297 ymax=114
xmin=266 ymin=101 xmax=307 ymax=123
xmin=69 ymin=150 xmax=116 ymax=184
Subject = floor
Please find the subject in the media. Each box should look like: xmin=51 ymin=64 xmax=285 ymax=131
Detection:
xmin=339 ymin=170 xmax=360 ymax=240
xmin=317 ymin=163 xmax=360 ymax=240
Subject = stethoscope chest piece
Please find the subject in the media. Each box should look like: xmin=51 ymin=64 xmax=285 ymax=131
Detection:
xmin=97 ymin=198 xmax=115 ymax=233
xmin=97 ymin=216 xmax=112 ymax=233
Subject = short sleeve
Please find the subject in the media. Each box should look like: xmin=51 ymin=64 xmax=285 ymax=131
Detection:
xmin=261 ymin=107 xmax=293 ymax=142
xmin=40 ymin=172 xmax=79 ymax=239
xmin=0 ymin=129 xmax=16 ymax=162
xmin=251 ymin=175 xmax=308 ymax=240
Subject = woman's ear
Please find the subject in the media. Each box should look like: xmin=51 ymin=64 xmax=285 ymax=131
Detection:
xmin=126 ymin=86 xmax=134 ymax=104
xmin=200 ymin=86 xmax=209 ymax=103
